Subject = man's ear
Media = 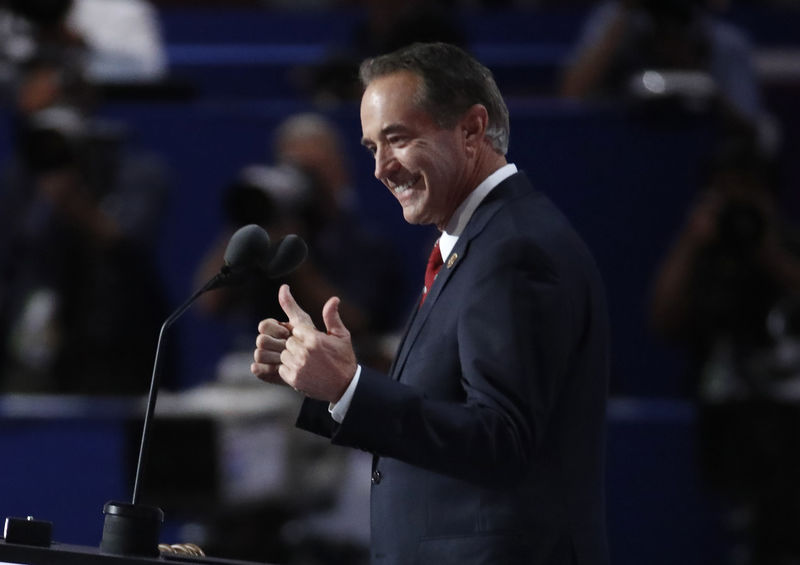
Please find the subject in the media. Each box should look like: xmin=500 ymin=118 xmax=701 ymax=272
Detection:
xmin=462 ymin=104 xmax=489 ymax=156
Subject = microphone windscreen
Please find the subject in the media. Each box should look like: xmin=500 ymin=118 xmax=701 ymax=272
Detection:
xmin=267 ymin=234 xmax=308 ymax=278
xmin=223 ymin=224 xmax=272 ymax=272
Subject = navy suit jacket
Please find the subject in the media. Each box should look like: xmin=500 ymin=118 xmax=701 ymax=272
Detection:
xmin=297 ymin=172 xmax=610 ymax=565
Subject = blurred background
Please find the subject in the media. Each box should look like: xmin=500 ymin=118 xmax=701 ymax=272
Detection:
xmin=1 ymin=0 xmax=799 ymax=564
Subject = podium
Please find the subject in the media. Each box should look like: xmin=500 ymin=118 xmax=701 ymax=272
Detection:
xmin=0 ymin=539 xmax=276 ymax=565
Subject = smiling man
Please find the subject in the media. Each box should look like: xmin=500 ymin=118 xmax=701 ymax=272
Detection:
xmin=252 ymin=42 xmax=610 ymax=565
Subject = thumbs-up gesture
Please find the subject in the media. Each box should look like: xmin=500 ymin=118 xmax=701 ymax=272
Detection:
xmin=251 ymin=284 xmax=357 ymax=403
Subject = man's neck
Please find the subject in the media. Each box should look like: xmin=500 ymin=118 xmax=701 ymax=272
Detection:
xmin=441 ymin=162 xmax=518 ymax=239
xmin=437 ymin=153 xmax=508 ymax=231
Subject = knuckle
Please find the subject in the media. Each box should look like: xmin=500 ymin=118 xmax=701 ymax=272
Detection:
xmin=257 ymin=318 xmax=275 ymax=333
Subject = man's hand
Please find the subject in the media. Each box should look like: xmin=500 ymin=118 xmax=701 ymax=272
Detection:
xmin=251 ymin=284 xmax=357 ymax=403
xmin=251 ymin=316 xmax=292 ymax=386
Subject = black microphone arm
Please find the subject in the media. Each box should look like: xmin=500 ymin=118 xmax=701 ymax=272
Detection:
xmin=100 ymin=224 xmax=307 ymax=557
xmin=131 ymin=276 xmax=215 ymax=505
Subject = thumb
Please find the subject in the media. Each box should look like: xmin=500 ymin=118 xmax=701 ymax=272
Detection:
xmin=322 ymin=296 xmax=349 ymax=338
xmin=278 ymin=284 xmax=314 ymax=327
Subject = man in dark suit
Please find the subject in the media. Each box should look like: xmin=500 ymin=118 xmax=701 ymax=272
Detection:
xmin=252 ymin=42 xmax=609 ymax=565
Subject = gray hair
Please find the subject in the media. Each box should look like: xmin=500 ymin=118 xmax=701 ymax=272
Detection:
xmin=359 ymin=42 xmax=510 ymax=155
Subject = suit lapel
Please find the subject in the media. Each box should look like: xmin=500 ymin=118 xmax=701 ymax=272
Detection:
xmin=389 ymin=173 xmax=529 ymax=380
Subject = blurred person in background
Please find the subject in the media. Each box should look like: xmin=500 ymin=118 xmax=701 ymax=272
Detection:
xmin=194 ymin=162 xmax=318 ymax=335
xmin=559 ymin=0 xmax=763 ymax=130
xmin=0 ymin=0 xmax=166 ymax=91
xmin=64 ymin=0 xmax=167 ymax=83
xmin=0 ymin=0 xmax=83 ymax=101
xmin=0 ymin=54 xmax=172 ymax=394
xmin=650 ymin=133 xmax=800 ymax=564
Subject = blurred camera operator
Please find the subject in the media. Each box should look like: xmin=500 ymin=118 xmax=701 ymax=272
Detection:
xmin=650 ymin=139 xmax=800 ymax=364
xmin=194 ymin=162 xmax=318 ymax=330
xmin=0 ymin=56 xmax=171 ymax=394
xmin=649 ymin=135 xmax=800 ymax=564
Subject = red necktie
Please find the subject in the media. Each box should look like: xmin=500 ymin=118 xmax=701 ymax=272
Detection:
xmin=420 ymin=240 xmax=443 ymax=307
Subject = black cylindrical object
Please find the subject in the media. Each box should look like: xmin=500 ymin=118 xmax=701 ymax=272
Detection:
xmin=99 ymin=501 xmax=163 ymax=557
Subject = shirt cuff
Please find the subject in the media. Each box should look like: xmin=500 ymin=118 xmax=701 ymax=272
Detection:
xmin=328 ymin=364 xmax=361 ymax=423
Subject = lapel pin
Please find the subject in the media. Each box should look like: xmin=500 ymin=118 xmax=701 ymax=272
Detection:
xmin=446 ymin=253 xmax=458 ymax=269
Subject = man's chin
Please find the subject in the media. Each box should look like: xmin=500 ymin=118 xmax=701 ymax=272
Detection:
xmin=402 ymin=208 xmax=427 ymax=225
xmin=400 ymin=200 xmax=435 ymax=226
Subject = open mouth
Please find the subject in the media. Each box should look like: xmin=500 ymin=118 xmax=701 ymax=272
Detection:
xmin=392 ymin=175 xmax=421 ymax=196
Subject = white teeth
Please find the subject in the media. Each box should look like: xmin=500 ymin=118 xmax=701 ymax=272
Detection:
xmin=393 ymin=178 xmax=415 ymax=195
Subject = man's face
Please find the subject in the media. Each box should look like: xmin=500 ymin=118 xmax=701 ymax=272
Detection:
xmin=360 ymin=71 xmax=471 ymax=228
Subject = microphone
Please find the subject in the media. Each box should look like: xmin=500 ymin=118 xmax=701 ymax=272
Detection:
xmin=100 ymin=224 xmax=306 ymax=557
xmin=207 ymin=226 xmax=308 ymax=289
xmin=205 ymin=223 xmax=272 ymax=291
xmin=224 ymin=223 xmax=273 ymax=269
xmin=267 ymin=234 xmax=308 ymax=278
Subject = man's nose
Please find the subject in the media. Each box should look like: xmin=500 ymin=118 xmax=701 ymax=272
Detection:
xmin=374 ymin=145 xmax=398 ymax=180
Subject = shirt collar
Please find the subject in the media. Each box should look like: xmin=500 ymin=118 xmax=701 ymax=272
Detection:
xmin=439 ymin=163 xmax=517 ymax=259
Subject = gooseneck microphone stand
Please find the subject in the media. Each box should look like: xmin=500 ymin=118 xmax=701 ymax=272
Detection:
xmin=100 ymin=273 xmax=224 ymax=557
